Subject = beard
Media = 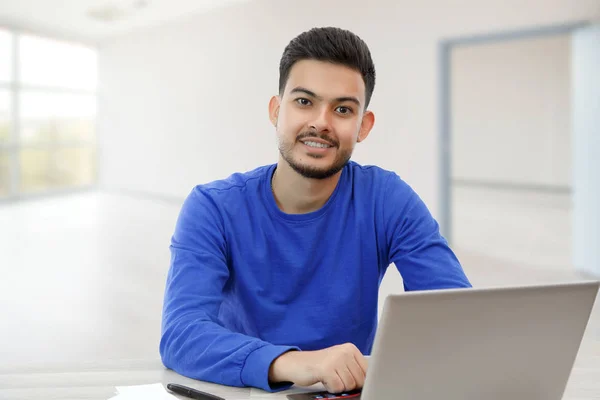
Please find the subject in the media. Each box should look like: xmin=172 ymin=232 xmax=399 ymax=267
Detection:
xmin=277 ymin=131 xmax=353 ymax=180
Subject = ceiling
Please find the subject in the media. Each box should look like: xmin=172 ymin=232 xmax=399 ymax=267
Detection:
xmin=0 ymin=0 xmax=252 ymax=45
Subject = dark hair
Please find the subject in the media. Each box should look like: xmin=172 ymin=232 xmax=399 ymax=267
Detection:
xmin=278 ymin=27 xmax=376 ymax=109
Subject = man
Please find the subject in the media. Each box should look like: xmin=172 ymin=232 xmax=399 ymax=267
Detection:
xmin=160 ymin=26 xmax=471 ymax=394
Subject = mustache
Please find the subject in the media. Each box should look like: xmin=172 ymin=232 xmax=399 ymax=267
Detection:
xmin=296 ymin=132 xmax=339 ymax=148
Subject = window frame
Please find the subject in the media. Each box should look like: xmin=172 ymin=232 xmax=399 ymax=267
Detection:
xmin=0 ymin=27 xmax=98 ymax=202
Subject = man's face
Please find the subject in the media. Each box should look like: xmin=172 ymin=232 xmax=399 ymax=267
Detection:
xmin=269 ymin=59 xmax=374 ymax=179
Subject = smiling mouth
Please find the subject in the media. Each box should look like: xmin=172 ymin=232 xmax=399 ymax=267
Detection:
xmin=302 ymin=140 xmax=333 ymax=149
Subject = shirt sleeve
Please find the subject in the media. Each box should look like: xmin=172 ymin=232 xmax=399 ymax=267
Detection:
xmin=383 ymin=173 xmax=472 ymax=291
xmin=159 ymin=187 xmax=298 ymax=391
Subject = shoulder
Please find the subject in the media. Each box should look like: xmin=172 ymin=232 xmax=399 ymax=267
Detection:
xmin=180 ymin=164 xmax=273 ymax=217
xmin=346 ymin=161 xmax=425 ymax=219
xmin=345 ymin=160 xmax=411 ymax=194
xmin=191 ymin=164 xmax=272 ymax=198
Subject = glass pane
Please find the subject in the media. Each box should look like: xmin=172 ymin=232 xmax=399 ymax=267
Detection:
xmin=19 ymin=34 xmax=97 ymax=90
xmin=0 ymin=90 xmax=10 ymax=143
xmin=19 ymin=147 xmax=95 ymax=193
xmin=0 ymin=152 xmax=10 ymax=197
xmin=20 ymin=91 xmax=96 ymax=144
xmin=0 ymin=28 xmax=11 ymax=83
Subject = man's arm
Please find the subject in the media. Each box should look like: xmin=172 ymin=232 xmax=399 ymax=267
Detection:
xmin=383 ymin=173 xmax=472 ymax=291
xmin=159 ymin=187 xmax=298 ymax=392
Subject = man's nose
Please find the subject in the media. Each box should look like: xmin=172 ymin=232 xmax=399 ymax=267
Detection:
xmin=309 ymin=108 xmax=333 ymax=133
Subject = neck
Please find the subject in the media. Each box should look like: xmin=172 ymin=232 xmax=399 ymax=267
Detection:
xmin=271 ymin=159 xmax=342 ymax=214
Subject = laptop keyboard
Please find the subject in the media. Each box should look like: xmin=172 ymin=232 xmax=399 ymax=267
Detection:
xmin=310 ymin=391 xmax=361 ymax=399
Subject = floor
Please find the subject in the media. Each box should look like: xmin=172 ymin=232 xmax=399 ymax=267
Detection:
xmin=452 ymin=185 xmax=573 ymax=272
xmin=0 ymin=191 xmax=598 ymax=398
xmin=0 ymin=192 xmax=179 ymax=367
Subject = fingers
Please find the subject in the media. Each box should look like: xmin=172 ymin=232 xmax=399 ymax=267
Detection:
xmin=318 ymin=343 xmax=369 ymax=393
xmin=323 ymin=371 xmax=346 ymax=394
xmin=347 ymin=357 xmax=366 ymax=388
xmin=354 ymin=352 xmax=368 ymax=377
xmin=324 ymin=358 xmax=364 ymax=392
xmin=338 ymin=365 xmax=358 ymax=391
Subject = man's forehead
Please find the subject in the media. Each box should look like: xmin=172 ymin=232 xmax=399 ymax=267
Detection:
xmin=285 ymin=60 xmax=365 ymax=100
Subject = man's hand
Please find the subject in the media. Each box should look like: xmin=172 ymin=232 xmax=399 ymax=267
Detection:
xmin=268 ymin=343 xmax=368 ymax=393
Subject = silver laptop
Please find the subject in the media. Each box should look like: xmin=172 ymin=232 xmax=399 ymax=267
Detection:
xmin=360 ymin=280 xmax=599 ymax=400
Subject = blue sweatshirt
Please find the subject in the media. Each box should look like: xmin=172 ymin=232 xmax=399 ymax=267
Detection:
xmin=160 ymin=161 xmax=471 ymax=392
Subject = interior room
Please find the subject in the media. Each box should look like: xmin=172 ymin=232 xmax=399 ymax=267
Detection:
xmin=0 ymin=0 xmax=599 ymax=398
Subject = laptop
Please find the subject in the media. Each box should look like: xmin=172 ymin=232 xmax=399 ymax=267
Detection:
xmin=287 ymin=280 xmax=599 ymax=400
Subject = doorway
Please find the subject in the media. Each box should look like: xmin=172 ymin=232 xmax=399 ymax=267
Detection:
xmin=439 ymin=22 xmax=598 ymax=273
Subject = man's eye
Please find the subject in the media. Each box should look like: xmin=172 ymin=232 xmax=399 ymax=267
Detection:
xmin=336 ymin=106 xmax=353 ymax=115
xmin=296 ymin=98 xmax=311 ymax=106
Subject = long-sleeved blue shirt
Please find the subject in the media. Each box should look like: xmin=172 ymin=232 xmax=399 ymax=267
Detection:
xmin=160 ymin=161 xmax=471 ymax=392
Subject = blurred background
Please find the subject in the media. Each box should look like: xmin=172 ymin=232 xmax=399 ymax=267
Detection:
xmin=0 ymin=0 xmax=599 ymax=388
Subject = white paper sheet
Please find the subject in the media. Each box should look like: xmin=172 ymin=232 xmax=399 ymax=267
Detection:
xmin=108 ymin=383 xmax=179 ymax=400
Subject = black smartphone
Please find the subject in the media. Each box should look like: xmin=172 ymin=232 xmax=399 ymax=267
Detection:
xmin=286 ymin=389 xmax=362 ymax=399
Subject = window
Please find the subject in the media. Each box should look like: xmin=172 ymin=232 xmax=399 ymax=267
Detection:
xmin=19 ymin=34 xmax=97 ymax=91
xmin=0 ymin=89 xmax=9 ymax=144
xmin=0 ymin=29 xmax=11 ymax=84
xmin=0 ymin=29 xmax=12 ymax=198
xmin=0 ymin=28 xmax=97 ymax=199
xmin=20 ymin=92 xmax=96 ymax=144
xmin=0 ymin=152 xmax=9 ymax=197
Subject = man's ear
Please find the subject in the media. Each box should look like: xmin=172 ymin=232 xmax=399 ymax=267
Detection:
xmin=269 ymin=95 xmax=281 ymax=127
xmin=357 ymin=110 xmax=375 ymax=143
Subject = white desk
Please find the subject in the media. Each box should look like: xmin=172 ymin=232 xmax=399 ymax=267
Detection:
xmin=0 ymin=358 xmax=324 ymax=400
xmin=2 ymin=339 xmax=599 ymax=400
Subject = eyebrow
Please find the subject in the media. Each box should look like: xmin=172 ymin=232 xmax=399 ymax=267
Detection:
xmin=290 ymin=86 xmax=361 ymax=107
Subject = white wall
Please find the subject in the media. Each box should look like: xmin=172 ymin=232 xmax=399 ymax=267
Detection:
xmin=451 ymin=35 xmax=572 ymax=187
xmin=97 ymin=0 xmax=599 ymax=218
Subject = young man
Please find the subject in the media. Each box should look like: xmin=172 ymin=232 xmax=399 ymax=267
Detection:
xmin=160 ymin=27 xmax=471 ymax=394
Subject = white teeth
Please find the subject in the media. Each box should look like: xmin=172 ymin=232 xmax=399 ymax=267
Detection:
xmin=304 ymin=141 xmax=331 ymax=148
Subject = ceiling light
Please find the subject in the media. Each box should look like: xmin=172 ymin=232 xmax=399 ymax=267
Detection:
xmin=86 ymin=1 xmax=149 ymax=23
